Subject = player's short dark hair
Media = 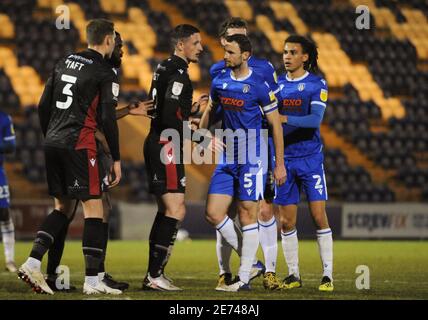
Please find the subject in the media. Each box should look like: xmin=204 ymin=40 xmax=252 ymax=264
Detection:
xmin=285 ymin=34 xmax=319 ymax=73
xmin=225 ymin=34 xmax=252 ymax=55
xmin=219 ymin=17 xmax=248 ymax=38
xmin=86 ymin=19 xmax=115 ymax=46
xmin=171 ymin=24 xmax=200 ymax=47
xmin=115 ymin=31 xmax=122 ymax=47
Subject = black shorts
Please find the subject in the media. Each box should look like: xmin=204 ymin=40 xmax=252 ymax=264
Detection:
xmin=45 ymin=146 xmax=106 ymax=201
xmin=143 ymin=133 xmax=185 ymax=196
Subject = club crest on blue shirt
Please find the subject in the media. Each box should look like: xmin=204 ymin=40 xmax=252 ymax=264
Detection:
xmin=298 ymin=83 xmax=305 ymax=91
xmin=243 ymin=84 xmax=250 ymax=93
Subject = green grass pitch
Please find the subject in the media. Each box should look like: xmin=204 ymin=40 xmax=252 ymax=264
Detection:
xmin=1 ymin=240 xmax=427 ymax=300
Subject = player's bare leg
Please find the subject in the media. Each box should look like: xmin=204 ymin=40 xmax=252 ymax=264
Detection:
xmin=206 ymin=194 xmax=240 ymax=259
xmin=309 ymin=200 xmax=333 ymax=291
xmin=278 ymin=204 xmax=302 ymax=289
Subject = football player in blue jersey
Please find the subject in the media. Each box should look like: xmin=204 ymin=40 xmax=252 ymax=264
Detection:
xmin=275 ymin=35 xmax=333 ymax=292
xmin=0 ymin=111 xmax=16 ymax=273
xmin=209 ymin=17 xmax=282 ymax=291
xmin=200 ymin=34 xmax=286 ymax=292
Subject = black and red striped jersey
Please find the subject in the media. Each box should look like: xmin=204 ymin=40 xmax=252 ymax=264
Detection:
xmin=148 ymin=55 xmax=193 ymax=139
xmin=38 ymin=49 xmax=120 ymax=161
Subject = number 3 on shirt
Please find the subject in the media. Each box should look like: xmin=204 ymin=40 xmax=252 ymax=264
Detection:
xmin=56 ymin=74 xmax=77 ymax=110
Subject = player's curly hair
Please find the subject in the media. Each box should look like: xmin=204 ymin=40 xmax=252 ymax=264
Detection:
xmin=285 ymin=35 xmax=319 ymax=74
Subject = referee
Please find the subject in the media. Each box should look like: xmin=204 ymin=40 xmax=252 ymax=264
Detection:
xmin=142 ymin=24 xmax=203 ymax=291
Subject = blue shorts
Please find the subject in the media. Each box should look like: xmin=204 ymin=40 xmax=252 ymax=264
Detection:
xmin=208 ymin=162 xmax=267 ymax=201
xmin=273 ymin=153 xmax=328 ymax=206
xmin=0 ymin=169 xmax=10 ymax=208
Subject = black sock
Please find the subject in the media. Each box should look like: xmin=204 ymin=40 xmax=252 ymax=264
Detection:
xmin=99 ymin=222 xmax=109 ymax=274
xmin=148 ymin=212 xmax=164 ymax=272
xmin=148 ymin=215 xmax=179 ymax=278
xmin=30 ymin=210 xmax=68 ymax=261
xmin=47 ymin=220 xmax=70 ymax=277
xmin=160 ymin=224 xmax=179 ymax=274
xmin=149 ymin=212 xmax=164 ymax=246
xmin=82 ymin=218 xmax=103 ymax=277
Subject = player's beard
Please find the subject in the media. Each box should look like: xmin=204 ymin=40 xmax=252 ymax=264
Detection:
xmin=228 ymin=61 xmax=242 ymax=70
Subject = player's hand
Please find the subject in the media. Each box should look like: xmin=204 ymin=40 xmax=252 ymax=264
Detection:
xmin=189 ymin=117 xmax=201 ymax=131
xmin=108 ymin=161 xmax=121 ymax=188
xmin=129 ymin=100 xmax=154 ymax=118
xmin=280 ymin=114 xmax=288 ymax=124
xmin=192 ymin=94 xmax=209 ymax=113
xmin=274 ymin=164 xmax=287 ymax=186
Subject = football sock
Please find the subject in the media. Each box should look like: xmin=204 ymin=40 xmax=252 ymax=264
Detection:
xmin=258 ymin=217 xmax=278 ymax=273
xmin=148 ymin=215 xmax=179 ymax=278
xmin=216 ymin=230 xmax=233 ymax=275
xmin=82 ymin=218 xmax=104 ymax=288
xmin=215 ymin=216 xmax=240 ymax=254
xmin=238 ymin=223 xmax=259 ymax=284
xmin=317 ymin=228 xmax=333 ymax=280
xmin=98 ymin=222 xmax=109 ymax=274
xmin=47 ymin=220 xmax=69 ymax=276
xmin=281 ymin=229 xmax=300 ymax=278
xmin=29 ymin=210 xmax=68 ymax=263
xmin=1 ymin=218 xmax=15 ymax=263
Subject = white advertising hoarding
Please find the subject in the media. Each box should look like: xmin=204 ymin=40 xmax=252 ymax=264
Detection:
xmin=342 ymin=203 xmax=428 ymax=238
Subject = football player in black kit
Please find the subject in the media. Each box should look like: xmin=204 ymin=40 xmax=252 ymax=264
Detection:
xmin=18 ymin=19 xmax=123 ymax=295
xmin=142 ymin=24 xmax=203 ymax=291
xmin=44 ymin=32 xmax=154 ymax=293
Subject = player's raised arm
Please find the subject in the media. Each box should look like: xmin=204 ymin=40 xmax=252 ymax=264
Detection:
xmin=199 ymin=97 xmax=219 ymax=130
xmin=200 ymin=79 xmax=221 ymax=130
xmin=115 ymin=100 xmax=155 ymax=120
xmin=99 ymin=72 xmax=121 ymax=188
xmin=99 ymin=73 xmax=120 ymax=162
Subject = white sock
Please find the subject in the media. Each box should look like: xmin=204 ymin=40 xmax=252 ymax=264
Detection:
xmin=317 ymin=228 xmax=333 ymax=280
xmin=1 ymin=219 xmax=15 ymax=263
xmin=281 ymin=229 xmax=299 ymax=278
xmin=215 ymin=216 xmax=239 ymax=252
xmin=98 ymin=272 xmax=105 ymax=281
xmin=216 ymin=230 xmax=232 ymax=275
xmin=26 ymin=257 xmax=41 ymax=271
xmin=85 ymin=275 xmax=99 ymax=287
xmin=238 ymin=223 xmax=259 ymax=284
xmin=258 ymin=217 xmax=278 ymax=273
